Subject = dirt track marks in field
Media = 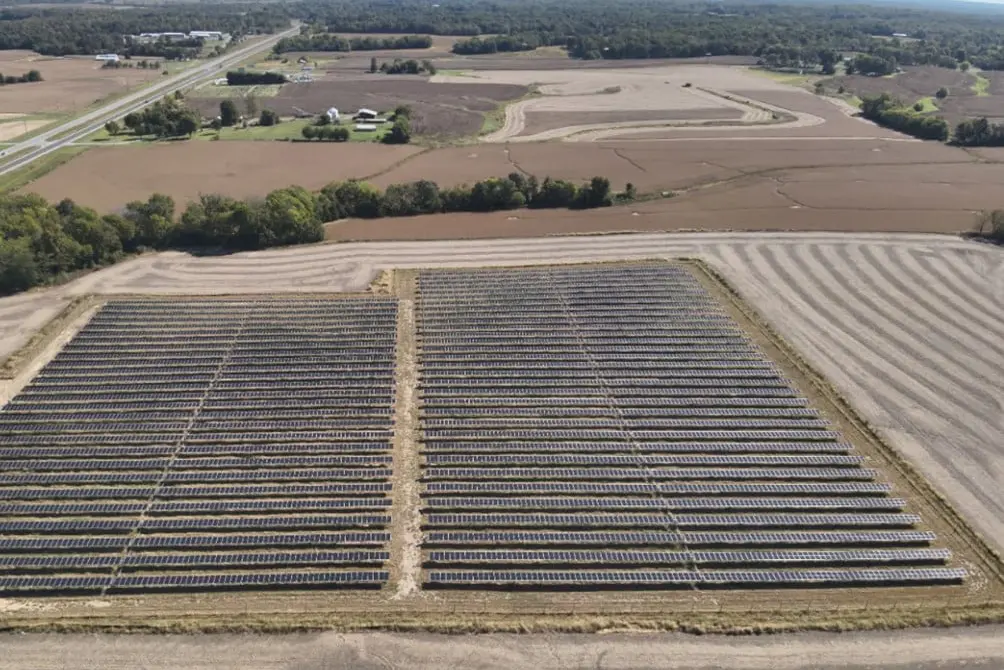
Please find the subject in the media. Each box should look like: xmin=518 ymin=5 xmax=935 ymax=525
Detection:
xmin=3 ymin=233 xmax=1002 ymax=556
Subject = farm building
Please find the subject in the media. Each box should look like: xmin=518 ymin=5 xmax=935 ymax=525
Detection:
xmin=356 ymin=108 xmax=378 ymax=120
xmin=326 ymin=107 xmax=340 ymax=122
xmin=189 ymin=31 xmax=225 ymax=40
xmin=355 ymin=123 xmax=377 ymax=132
xmin=95 ymin=54 xmax=120 ymax=62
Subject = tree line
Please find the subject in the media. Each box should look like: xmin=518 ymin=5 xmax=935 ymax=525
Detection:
xmin=0 ymin=69 xmax=41 ymax=85
xmin=226 ymin=70 xmax=287 ymax=86
xmin=377 ymin=58 xmax=436 ymax=75
xmin=1 ymin=172 xmax=634 ymax=296
xmin=274 ymin=33 xmax=432 ymax=53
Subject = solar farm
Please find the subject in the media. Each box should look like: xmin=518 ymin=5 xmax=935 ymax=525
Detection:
xmin=0 ymin=260 xmax=997 ymax=628
xmin=0 ymin=297 xmax=397 ymax=595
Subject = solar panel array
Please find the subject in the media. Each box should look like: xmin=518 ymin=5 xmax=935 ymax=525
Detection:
xmin=0 ymin=298 xmax=397 ymax=595
xmin=415 ymin=264 xmax=964 ymax=590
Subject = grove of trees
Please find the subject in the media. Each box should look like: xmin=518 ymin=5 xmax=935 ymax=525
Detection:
xmin=952 ymin=117 xmax=1004 ymax=146
xmin=225 ymin=70 xmax=286 ymax=86
xmin=0 ymin=172 xmax=632 ymax=296
xmin=379 ymin=58 xmax=435 ymax=75
xmin=0 ymin=69 xmax=42 ymax=85
xmin=860 ymin=93 xmax=949 ymax=141
xmin=122 ymin=95 xmax=200 ymax=138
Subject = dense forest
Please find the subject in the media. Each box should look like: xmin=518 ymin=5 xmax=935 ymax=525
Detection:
xmin=0 ymin=174 xmax=628 ymax=296
xmin=5 ymin=0 xmax=1004 ymax=69
xmin=0 ymin=4 xmax=288 ymax=56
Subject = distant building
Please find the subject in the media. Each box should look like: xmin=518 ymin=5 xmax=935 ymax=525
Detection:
xmin=355 ymin=108 xmax=378 ymax=120
xmin=95 ymin=54 xmax=120 ymax=62
xmin=326 ymin=107 xmax=340 ymax=122
xmin=892 ymin=32 xmax=909 ymax=38
xmin=355 ymin=123 xmax=377 ymax=132
xmin=189 ymin=31 xmax=224 ymax=40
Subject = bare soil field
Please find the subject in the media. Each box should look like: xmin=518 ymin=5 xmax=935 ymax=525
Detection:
xmin=987 ymin=71 xmax=1004 ymax=95
xmin=824 ymin=66 xmax=976 ymax=104
xmin=426 ymin=54 xmax=759 ymax=72
xmin=0 ymin=118 xmax=48 ymax=141
xmin=368 ymin=137 xmax=972 ymax=195
xmin=936 ymin=96 xmax=1004 ymax=124
xmin=189 ymin=77 xmax=527 ymax=139
xmin=0 ymin=51 xmax=160 ymax=115
xmin=24 ymin=142 xmax=423 ymax=211
xmin=3 ymin=626 xmax=1004 ymax=670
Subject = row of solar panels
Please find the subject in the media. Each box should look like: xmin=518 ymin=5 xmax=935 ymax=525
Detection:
xmin=423 ymin=481 xmax=889 ymax=496
xmin=1 ymin=531 xmax=390 ymax=551
xmin=423 ymin=568 xmax=965 ymax=589
xmin=420 ymin=496 xmax=902 ymax=512
xmin=421 ymin=467 xmax=874 ymax=481
xmin=0 ymin=514 xmax=389 ymax=533
xmin=0 ymin=455 xmax=389 ymax=470
xmin=0 ymin=431 xmax=393 ymax=445
xmin=0 ymin=550 xmax=390 ymax=571
xmin=421 ymin=419 xmax=830 ymax=430
xmin=423 ymin=530 xmax=936 ymax=547
xmin=0 ymin=482 xmax=392 ymax=500
xmin=17 ymin=382 xmax=396 ymax=395
xmin=13 ymin=390 xmax=396 ymax=402
xmin=421 ymin=429 xmax=842 ymax=441
xmin=423 ymin=548 xmax=949 ymax=566
xmin=0 ymin=419 xmax=394 ymax=432
xmin=0 ymin=571 xmax=389 ymax=594
xmin=421 ymin=454 xmax=860 ymax=467
xmin=1 ymin=408 xmax=393 ymax=421
xmin=52 ymin=348 xmax=398 ymax=362
xmin=421 ymin=387 xmax=802 ymax=398
xmin=0 ymin=467 xmax=393 ymax=484
xmin=0 ymin=443 xmax=391 ymax=459
xmin=0 ymin=497 xmax=391 ymax=516
xmin=422 ymin=408 xmax=820 ymax=419
xmin=421 ymin=513 xmax=921 ymax=529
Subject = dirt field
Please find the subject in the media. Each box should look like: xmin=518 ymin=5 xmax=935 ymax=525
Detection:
xmin=0 ymin=51 xmax=160 ymax=115
xmin=3 ymin=626 xmax=1004 ymax=670
xmin=188 ymin=77 xmax=527 ymax=139
xmin=824 ymin=66 xmax=976 ymax=104
xmin=24 ymin=142 xmax=424 ymax=211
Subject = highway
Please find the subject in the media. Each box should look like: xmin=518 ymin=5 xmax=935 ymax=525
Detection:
xmin=0 ymin=23 xmax=301 ymax=177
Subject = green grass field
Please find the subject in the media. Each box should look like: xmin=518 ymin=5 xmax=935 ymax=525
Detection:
xmin=188 ymin=84 xmax=284 ymax=99
xmin=913 ymin=96 xmax=938 ymax=112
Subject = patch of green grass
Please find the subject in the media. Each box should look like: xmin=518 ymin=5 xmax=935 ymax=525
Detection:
xmin=0 ymin=147 xmax=87 ymax=193
xmin=973 ymin=73 xmax=990 ymax=96
xmin=746 ymin=67 xmax=823 ymax=89
xmin=913 ymin=96 xmax=938 ymax=112
xmin=188 ymin=84 xmax=283 ymax=99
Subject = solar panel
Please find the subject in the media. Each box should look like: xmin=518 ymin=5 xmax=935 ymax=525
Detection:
xmin=423 ymin=568 xmax=965 ymax=589
xmin=422 ymin=513 xmax=921 ymax=529
xmin=422 ymin=530 xmax=938 ymax=548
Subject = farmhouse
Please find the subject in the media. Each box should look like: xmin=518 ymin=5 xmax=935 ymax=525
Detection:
xmin=355 ymin=108 xmax=378 ymax=120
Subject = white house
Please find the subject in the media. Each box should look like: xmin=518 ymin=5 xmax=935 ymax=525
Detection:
xmin=326 ymin=107 xmax=340 ymax=122
xmin=95 ymin=54 xmax=120 ymax=62
xmin=356 ymin=108 xmax=378 ymax=120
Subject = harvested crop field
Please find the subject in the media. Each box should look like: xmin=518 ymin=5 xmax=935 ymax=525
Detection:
xmin=188 ymin=78 xmax=527 ymax=139
xmin=24 ymin=142 xmax=423 ymax=212
xmin=0 ymin=51 xmax=160 ymax=115
xmin=0 ymin=116 xmax=48 ymax=141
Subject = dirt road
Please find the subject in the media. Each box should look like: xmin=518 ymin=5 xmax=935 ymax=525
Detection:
xmin=2 ymin=625 xmax=1004 ymax=669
